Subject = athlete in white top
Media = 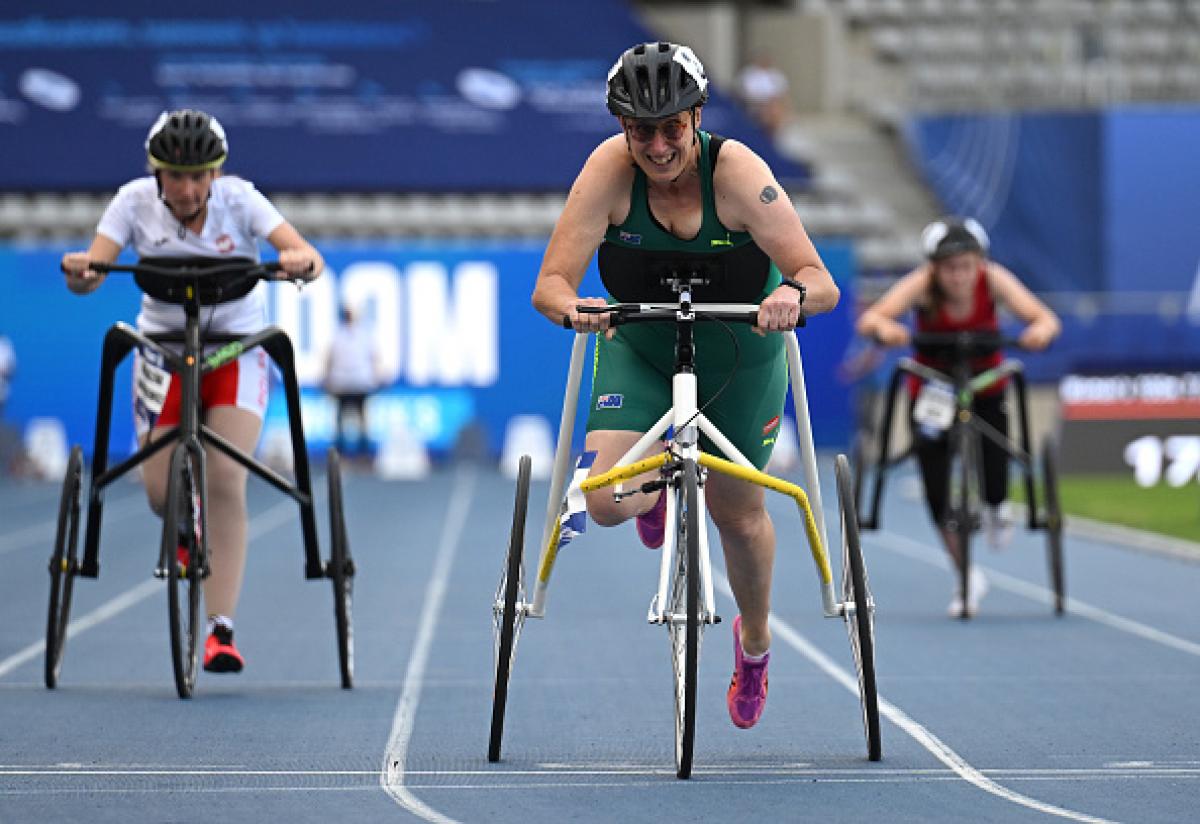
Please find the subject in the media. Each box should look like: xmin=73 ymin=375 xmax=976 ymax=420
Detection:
xmin=60 ymin=109 xmax=324 ymax=674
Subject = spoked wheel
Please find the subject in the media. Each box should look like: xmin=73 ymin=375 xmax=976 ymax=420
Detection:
xmin=164 ymin=443 xmax=204 ymax=699
xmin=668 ymin=458 xmax=701 ymax=779
xmin=489 ymin=453 xmax=531 ymax=763
xmin=1041 ymin=435 xmax=1066 ymax=616
xmin=45 ymin=445 xmax=84 ymax=689
xmin=327 ymin=449 xmax=355 ymax=688
xmin=835 ymin=455 xmax=882 ymax=761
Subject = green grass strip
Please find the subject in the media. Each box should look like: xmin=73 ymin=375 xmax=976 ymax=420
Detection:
xmin=1014 ymin=473 xmax=1200 ymax=545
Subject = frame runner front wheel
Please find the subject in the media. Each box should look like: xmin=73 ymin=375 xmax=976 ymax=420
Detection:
xmin=327 ymin=449 xmax=355 ymax=689
xmin=45 ymin=445 xmax=84 ymax=689
xmin=489 ymin=453 xmax=530 ymax=763
xmin=669 ymin=458 xmax=701 ymax=779
xmin=164 ymin=443 xmax=204 ymax=699
xmin=1041 ymin=435 xmax=1066 ymax=616
xmin=836 ymin=454 xmax=882 ymax=761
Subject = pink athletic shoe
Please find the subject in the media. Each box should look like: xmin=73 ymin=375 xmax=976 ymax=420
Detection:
xmin=727 ymin=615 xmax=769 ymax=729
xmin=635 ymin=490 xmax=666 ymax=549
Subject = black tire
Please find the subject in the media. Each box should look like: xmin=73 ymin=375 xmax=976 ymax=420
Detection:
xmin=164 ymin=444 xmax=203 ymax=699
xmin=45 ymin=445 xmax=84 ymax=689
xmin=953 ymin=427 xmax=974 ymax=621
xmin=327 ymin=449 xmax=355 ymax=689
xmin=488 ymin=454 xmax=530 ymax=763
xmin=1041 ymin=435 xmax=1066 ymax=616
xmin=836 ymin=454 xmax=882 ymax=762
xmin=670 ymin=459 xmax=701 ymax=779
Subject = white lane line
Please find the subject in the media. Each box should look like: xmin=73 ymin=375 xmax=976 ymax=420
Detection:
xmin=873 ymin=530 xmax=1200 ymax=658
xmin=0 ymin=491 xmax=144 ymax=557
xmin=380 ymin=467 xmax=476 ymax=824
xmin=0 ymin=499 xmax=298 ymax=680
xmin=3 ymin=766 xmax=1199 ymax=778
xmin=715 ymin=572 xmax=1117 ymax=824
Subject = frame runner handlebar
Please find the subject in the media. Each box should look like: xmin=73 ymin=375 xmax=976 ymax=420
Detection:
xmin=564 ymin=302 xmax=804 ymax=329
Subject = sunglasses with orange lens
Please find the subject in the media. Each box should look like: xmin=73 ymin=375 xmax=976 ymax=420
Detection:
xmin=626 ymin=118 xmax=688 ymax=143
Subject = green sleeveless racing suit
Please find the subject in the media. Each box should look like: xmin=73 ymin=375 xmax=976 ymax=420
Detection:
xmin=586 ymin=130 xmax=789 ymax=469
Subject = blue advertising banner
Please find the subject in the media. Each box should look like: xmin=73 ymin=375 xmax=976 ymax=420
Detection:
xmin=0 ymin=238 xmax=855 ymax=464
xmin=0 ymin=1 xmax=805 ymax=192
xmin=906 ymin=107 xmax=1200 ymax=298
xmin=904 ymin=112 xmax=1104 ymax=293
xmin=1104 ymin=107 xmax=1200 ymax=294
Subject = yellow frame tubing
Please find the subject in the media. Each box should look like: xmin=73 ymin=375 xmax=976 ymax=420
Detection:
xmin=570 ymin=450 xmax=838 ymax=618
xmin=696 ymin=453 xmax=839 ymax=617
xmin=534 ymin=452 xmax=672 ymax=597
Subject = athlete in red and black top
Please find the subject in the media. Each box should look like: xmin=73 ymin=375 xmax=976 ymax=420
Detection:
xmin=856 ymin=217 xmax=1060 ymax=617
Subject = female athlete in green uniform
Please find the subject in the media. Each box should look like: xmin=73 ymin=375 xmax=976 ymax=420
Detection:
xmin=532 ymin=42 xmax=839 ymax=730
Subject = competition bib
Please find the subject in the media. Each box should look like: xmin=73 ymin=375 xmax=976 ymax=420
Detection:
xmin=912 ymin=380 xmax=955 ymax=432
xmin=135 ymin=353 xmax=172 ymax=415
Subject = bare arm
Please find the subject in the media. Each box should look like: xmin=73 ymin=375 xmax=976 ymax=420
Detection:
xmin=855 ymin=267 xmax=931 ymax=346
xmin=267 ymin=222 xmax=324 ymax=281
xmin=531 ymin=136 xmax=632 ymax=332
xmin=985 ymin=263 xmax=1060 ymax=350
xmin=60 ymin=234 xmax=122 ymax=295
xmin=712 ymin=140 xmax=838 ymax=329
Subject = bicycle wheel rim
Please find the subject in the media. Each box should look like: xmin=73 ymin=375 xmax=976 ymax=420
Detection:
xmin=328 ymin=449 xmax=355 ymax=689
xmin=166 ymin=445 xmax=201 ymax=699
xmin=837 ymin=455 xmax=881 ymax=761
xmin=489 ymin=454 xmax=530 ymax=763
xmin=670 ymin=459 xmax=700 ymax=779
xmin=1042 ymin=436 xmax=1066 ymax=616
xmin=45 ymin=446 xmax=83 ymax=689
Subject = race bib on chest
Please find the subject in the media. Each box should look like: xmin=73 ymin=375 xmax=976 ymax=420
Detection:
xmin=913 ymin=380 xmax=955 ymax=432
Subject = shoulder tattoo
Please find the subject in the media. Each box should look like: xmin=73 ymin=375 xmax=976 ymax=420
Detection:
xmin=759 ymin=185 xmax=778 ymax=204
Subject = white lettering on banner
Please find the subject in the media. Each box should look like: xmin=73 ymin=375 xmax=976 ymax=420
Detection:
xmin=1124 ymin=436 xmax=1163 ymax=486
xmin=1123 ymin=435 xmax=1200 ymax=487
xmin=270 ymin=260 xmax=499 ymax=387
xmin=405 ymin=261 xmax=499 ymax=387
xmin=273 ymin=267 xmax=339 ymax=385
xmin=1061 ymin=372 xmax=1200 ymax=405
xmin=1165 ymin=436 xmax=1200 ymax=487
xmin=339 ymin=262 xmax=403 ymax=385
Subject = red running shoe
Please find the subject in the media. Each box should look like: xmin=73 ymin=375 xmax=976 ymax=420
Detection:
xmin=726 ymin=615 xmax=769 ymax=729
xmin=203 ymin=625 xmax=245 ymax=673
xmin=634 ymin=490 xmax=666 ymax=549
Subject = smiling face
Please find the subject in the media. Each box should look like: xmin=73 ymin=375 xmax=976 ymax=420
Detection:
xmin=621 ymin=109 xmax=699 ymax=182
xmin=158 ymin=168 xmax=216 ymax=221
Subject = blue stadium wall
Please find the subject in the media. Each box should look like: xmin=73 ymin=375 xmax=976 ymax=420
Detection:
xmin=0 ymin=240 xmax=857 ymax=460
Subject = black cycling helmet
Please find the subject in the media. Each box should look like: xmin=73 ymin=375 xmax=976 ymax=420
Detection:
xmin=606 ymin=42 xmax=709 ymax=119
xmin=145 ymin=109 xmax=228 ymax=172
xmin=921 ymin=216 xmax=990 ymax=261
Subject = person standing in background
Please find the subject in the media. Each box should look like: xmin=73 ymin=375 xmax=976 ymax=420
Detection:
xmin=324 ymin=304 xmax=380 ymax=459
xmin=735 ymin=53 xmax=792 ymax=139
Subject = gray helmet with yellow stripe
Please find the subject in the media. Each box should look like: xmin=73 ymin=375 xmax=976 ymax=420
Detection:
xmin=146 ymin=109 xmax=228 ymax=171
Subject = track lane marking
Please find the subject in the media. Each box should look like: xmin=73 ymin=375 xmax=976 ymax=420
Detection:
xmin=873 ymin=530 xmax=1200 ymax=657
xmin=0 ymin=490 xmax=144 ymax=557
xmin=0 ymin=499 xmax=299 ymax=680
xmin=715 ymin=572 xmax=1119 ymax=824
xmin=380 ymin=467 xmax=475 ymax=824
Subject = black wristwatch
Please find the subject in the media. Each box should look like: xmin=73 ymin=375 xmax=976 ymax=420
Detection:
xmin=780 ymin=277 xmax=807 ymax=303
